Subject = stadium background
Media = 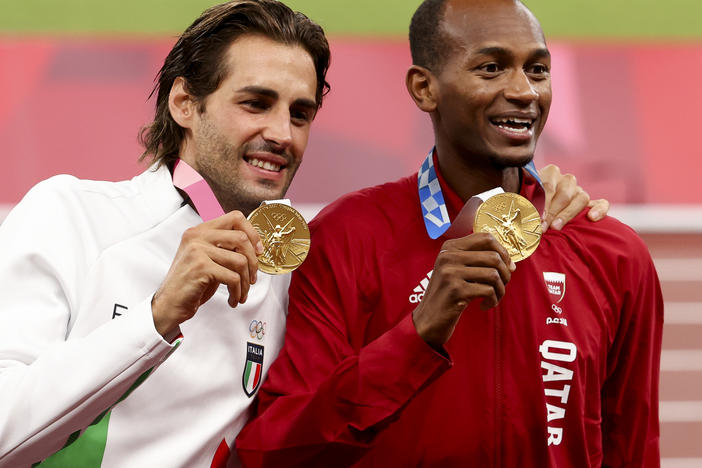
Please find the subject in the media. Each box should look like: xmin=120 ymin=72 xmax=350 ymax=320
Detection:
xmin=1 ymin=0 xmax=700 ymax=465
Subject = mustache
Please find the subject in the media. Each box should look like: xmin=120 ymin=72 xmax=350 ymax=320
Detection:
xmin=242 ymin=142 xmax=288 ymax=157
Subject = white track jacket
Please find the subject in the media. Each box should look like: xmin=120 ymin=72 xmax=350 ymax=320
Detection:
xmin=0 ymin=165 xmax=289 ymax=467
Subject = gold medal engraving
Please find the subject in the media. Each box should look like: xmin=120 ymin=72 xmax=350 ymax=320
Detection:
xmin=248 ymin=203 xmax=310 ymax=274
xmin=473 ymin=192 xmax=542 ymax=262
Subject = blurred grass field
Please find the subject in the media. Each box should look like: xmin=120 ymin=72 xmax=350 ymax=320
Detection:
xmin=0 ymin=0 xmax=701 ymax=38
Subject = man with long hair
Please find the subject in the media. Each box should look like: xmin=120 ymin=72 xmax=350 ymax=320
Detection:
xmin=0 ymin=2 xmax=329 ymax=465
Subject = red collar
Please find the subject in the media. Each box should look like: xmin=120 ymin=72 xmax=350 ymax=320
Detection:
xmin=432 ymin=152 xmax=541 ymax=223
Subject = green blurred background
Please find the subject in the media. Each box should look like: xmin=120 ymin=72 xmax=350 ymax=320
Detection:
xmin=1 ymin=0 xmax=700 ymax=38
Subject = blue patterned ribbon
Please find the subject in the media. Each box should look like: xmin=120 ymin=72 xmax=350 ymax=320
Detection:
xmin=418 ymin=149 xmax=451 ymax=239
xmin=418 ymin=148 xmax=542 ymax=239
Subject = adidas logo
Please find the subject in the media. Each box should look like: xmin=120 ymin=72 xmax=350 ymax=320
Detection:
xmin=409 ymin=270 xmax=433 ymax=304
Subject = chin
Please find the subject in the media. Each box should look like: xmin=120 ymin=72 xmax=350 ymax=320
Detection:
xmin=246 ymin=189 xmax=286 ymax=211
xmin=490 ymin=152 xmax=534 ymax=169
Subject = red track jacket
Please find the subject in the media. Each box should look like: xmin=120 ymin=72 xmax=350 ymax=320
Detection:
xmin=237 ymin=163 xmax=663 ymax=467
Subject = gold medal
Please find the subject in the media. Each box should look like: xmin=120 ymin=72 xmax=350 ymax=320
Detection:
xmin=473 ymin=192 xmax=542 ymax=262
xmin=247 ymin=203 xmax=310 ymax=275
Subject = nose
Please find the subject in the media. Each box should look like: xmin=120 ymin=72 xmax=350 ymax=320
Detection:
xmin=503 ymin=70 xmax=539 ymax=104
xmin=262 ymin=107 xmax=293 ymax=149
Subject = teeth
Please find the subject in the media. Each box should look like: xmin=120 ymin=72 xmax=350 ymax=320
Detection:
xmin=247 ymin=158 xmax=282 ymax=172
xmin=497 ymin=124 xmax=529 ymax=133
xmin=492 ymin=116 xmax=533 ymax=131
xmin=493 ymin=117 xmax=532 ymax=124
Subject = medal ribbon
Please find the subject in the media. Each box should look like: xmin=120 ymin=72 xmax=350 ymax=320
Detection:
xmin=418 ymin=149 xmax=451 ymax=239
xmin=418 ymin=148 xmax=544 ymax=239
xmin=172 ymin=159 xmax=225 ymax=222
xmin=172 ymin=159 xmax=291 ymax=221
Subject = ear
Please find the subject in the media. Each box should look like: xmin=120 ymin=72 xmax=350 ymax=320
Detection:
xmin=406 ymin=65 xmax=438 ymax=113
xmin=169 ymin=77 xmax=197 ymax=129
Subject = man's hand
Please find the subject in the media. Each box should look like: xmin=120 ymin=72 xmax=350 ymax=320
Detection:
xmin=151 ymin=211 xmax=263 ymax=338
xmin=539 ymin=164 xmax=610 ymax=231
xmin=412 ymin=233 xmax=515 ymax=349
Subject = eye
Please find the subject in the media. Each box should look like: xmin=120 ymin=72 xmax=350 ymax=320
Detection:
xmin=241 ymin=99 xmax=269 ymax=111
xmin=527 ymin=63 xmax=550 ymax=78
xmin=290 ymin=108 xmax=313 ymax=126
xmin=476 ymin=62 xmax=503 ymax=77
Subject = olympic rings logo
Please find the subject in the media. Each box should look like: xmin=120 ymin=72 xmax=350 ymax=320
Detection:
xmin=551 ymin=304 xmax=563 ymax=314
xmin=249 ymin=320 xmax=266 ymax=340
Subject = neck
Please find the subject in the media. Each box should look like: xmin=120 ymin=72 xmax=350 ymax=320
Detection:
xmin=434 ymin=143 xmax=522 ymax=202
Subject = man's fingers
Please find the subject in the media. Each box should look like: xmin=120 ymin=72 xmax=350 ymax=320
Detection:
xmin=459 ymin=276 xmax=502 ymax=311
xmin=441 ymin=233 xmax=515 ymax=277
xmin=224 ymin=211 xmax=263 ymax=284
xmin=586 ymin=198 xmax=610 ymax=221
xmin=453 ymin=251 xmax=512 ymax=286
xmin=538 ymin=164 xmax=561 ymax=221
xmin=435 ymin=248 xmax=511 ymax=311
xmin=207 ymin=246 xmax=251 ymax=304
xmin=207 ymin=262 xmax=243 ymax=307
xmin=538 ymin=164 xmax=562 ymax=193
xmin=462 ymin=266 xmax=507 ymax=303
xmin=206 ymin=229 xmax=259 ymax=284
xmin=547 ymin=188 xmax=590 ymax=231
xmin=477 ymin=234 xmax=514 ymax=272
xmin=445 ymin=233 xmax=512 ymax=264
xmin=206 ymin=210 xmax=263 ymax=255
xmin=541 ymin=174 xmax=578 ymax=230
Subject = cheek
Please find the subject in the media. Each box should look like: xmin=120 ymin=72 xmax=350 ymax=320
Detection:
xmin=538 ymin=90 xmax=553 ymax=126
xmin=291 ymin=127 xmax=311 ymax=156
xmin=453 ymin=85 xmax=492 ymax=119
xmin=220 ymin=109 xmax=263 ymax=139
xmin=537 ymin=82 xmax=552 ymax=107
xmin=453 ymin=90 xmax=490 ymax=128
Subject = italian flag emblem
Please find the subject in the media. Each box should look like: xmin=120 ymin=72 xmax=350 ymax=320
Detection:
xmin=243 ymin=342 xmax=264 ymax=397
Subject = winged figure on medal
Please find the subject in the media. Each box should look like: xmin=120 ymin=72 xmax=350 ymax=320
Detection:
xmin=252 ymin=209 xmax=310 ymax=273
xmin=480 ymin=199 xmax=529 ymax=257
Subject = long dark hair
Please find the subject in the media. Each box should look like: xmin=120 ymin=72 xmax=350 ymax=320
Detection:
xmin=139 ymin=0 xmax=331 ymax=168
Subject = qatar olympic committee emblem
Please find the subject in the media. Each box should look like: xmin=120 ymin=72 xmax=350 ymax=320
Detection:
xmin=243 ymin=342 xmax=264 ymax=397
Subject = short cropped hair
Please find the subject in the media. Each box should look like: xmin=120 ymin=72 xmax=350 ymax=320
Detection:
xmin=410 ymin=0 xmax=533 ymax=72
xmin=409 ymin=0 xmax=450 ymax=72
xmin=139 ymin=0 xmax=331 ymax=168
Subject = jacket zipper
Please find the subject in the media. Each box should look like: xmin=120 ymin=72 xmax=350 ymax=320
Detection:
xmin=495 ymin=306 xmax=503 ymax=468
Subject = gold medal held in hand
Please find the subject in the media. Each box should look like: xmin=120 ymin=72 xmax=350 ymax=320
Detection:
xmin=247 ymin=203 xmax=311 ymax=275
xmin=473 ymin=192 xmax=542 ymax=262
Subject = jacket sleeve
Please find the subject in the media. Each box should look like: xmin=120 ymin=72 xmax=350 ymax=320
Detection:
xmin=600 ymin=233 xmax=663 ymax=467
xmin=235 ymin=206 xmax=451 ymax=467
xmin=0 ymin=179 xmax=177 ymax=467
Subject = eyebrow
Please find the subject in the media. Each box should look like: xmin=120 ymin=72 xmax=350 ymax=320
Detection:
xmin=475 ymin=46 xmax=551 ymax=61
xmin=236 ymin=85 xmax=318 ymax=110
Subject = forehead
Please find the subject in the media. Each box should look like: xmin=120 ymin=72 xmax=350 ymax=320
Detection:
xmin=441 ymin=0 xmax=546 ymax=57
xmin=220 ymin=34 xmax=317 ymax=98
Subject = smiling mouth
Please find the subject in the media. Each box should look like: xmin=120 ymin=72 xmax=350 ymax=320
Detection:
xmin=490 ymin=117 xmax=535 ymax=134
xmin=244 ymin=157 xmax=283 ymax=173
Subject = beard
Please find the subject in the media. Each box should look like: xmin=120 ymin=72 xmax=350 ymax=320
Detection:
xmin=193 ymin=116 xmax=299 ymax=217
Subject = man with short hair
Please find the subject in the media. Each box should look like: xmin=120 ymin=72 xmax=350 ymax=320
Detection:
xmin=236 ymin=1 xmax=663 ymax=466
xmin=0 ymin=1 xmax=605 ymax=466
xmin=0 ymin=1 xmax=329 ymax=466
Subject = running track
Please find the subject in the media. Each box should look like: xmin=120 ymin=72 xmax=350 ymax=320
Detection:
xmin=643 ymin=233 xmax=702 ymax=467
